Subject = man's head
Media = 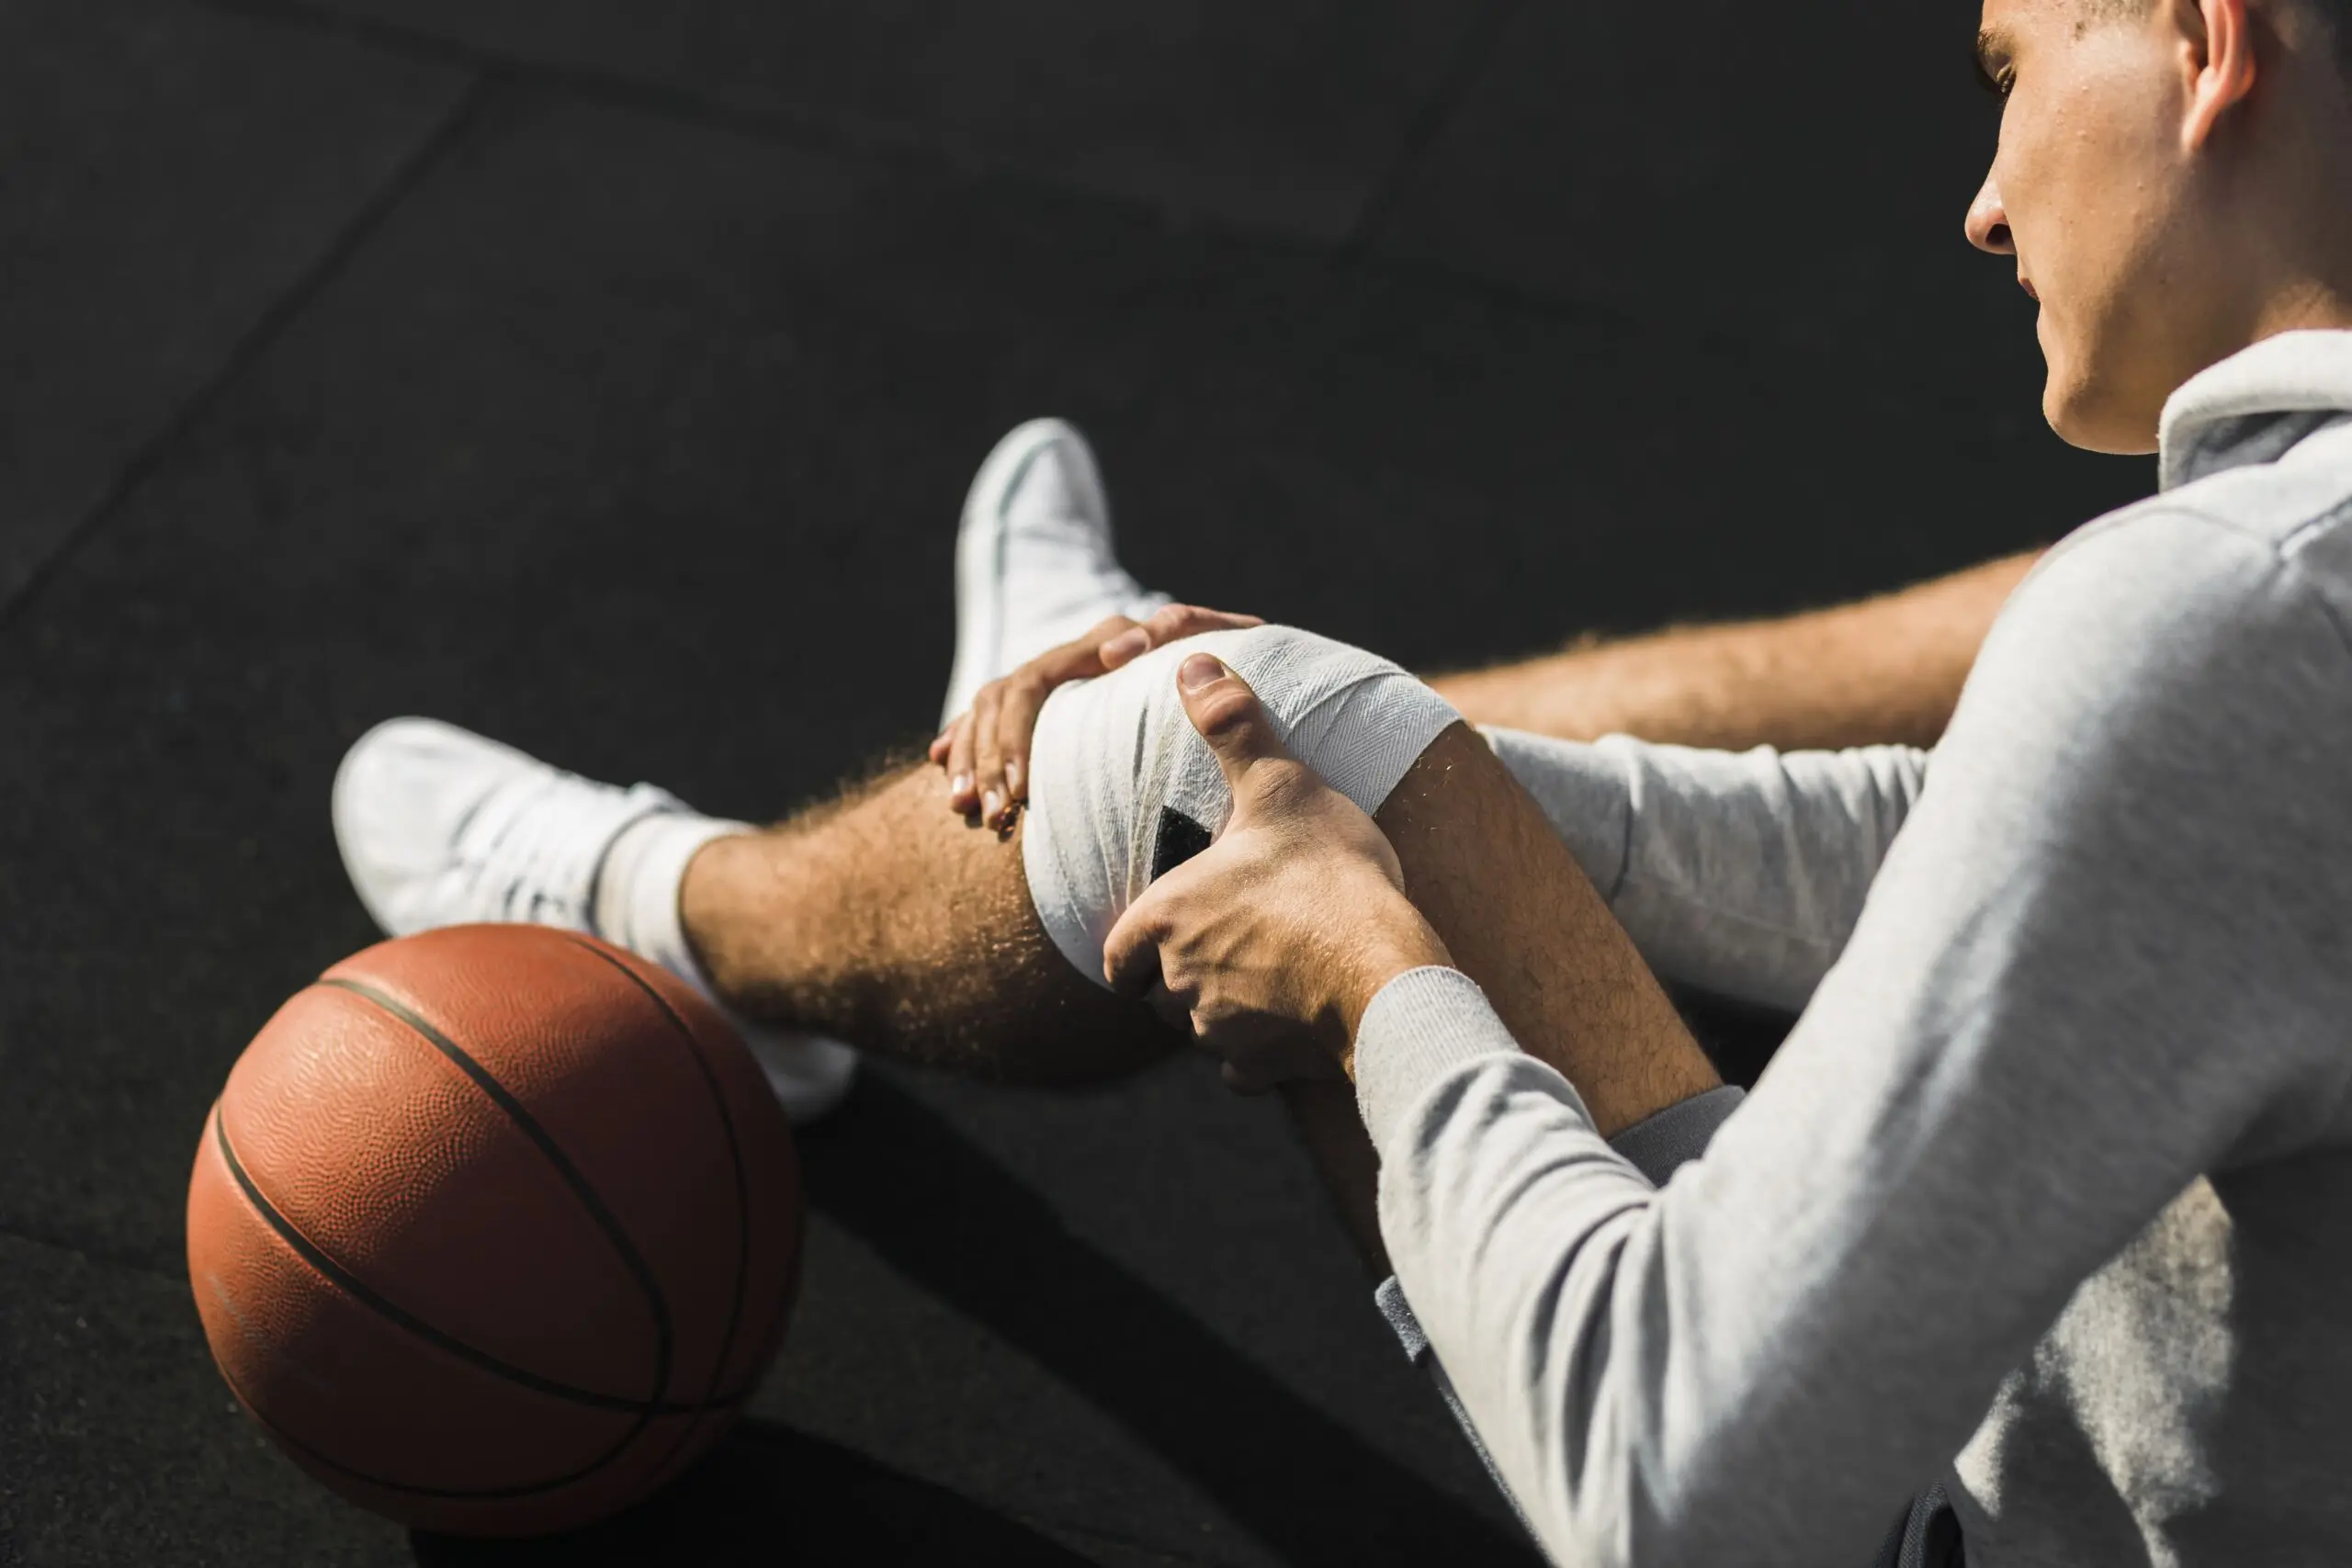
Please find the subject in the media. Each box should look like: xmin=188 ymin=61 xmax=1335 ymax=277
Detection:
xmin=1966 ymin=0 xmax=2352 ymax=452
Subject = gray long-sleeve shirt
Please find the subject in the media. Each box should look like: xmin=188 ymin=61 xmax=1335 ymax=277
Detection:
xmin=1355 ymin=330 xmax=2352 ymax=1568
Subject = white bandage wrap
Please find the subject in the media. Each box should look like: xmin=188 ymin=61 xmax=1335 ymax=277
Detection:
xmin=1021 ymin=626 xmax=1464 ymax=987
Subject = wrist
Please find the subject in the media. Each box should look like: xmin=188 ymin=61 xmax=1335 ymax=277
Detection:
xmin=1332 ymin=916 xmax=1453 ymax=1068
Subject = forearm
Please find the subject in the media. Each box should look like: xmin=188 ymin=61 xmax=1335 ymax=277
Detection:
xmin=1427 ymin=551 xmax=2040 ymax=750
xmin=1341 ymin=836 xmax=2042 ymax=1568
xmin=1355 ymin=971 xmax=2016 ymax=1568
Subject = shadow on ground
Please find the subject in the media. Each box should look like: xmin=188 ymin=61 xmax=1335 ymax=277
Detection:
xmin=411 ymin=1423 xmax=1097 ymax=1566
xmin=413 ymin=1074 xmax=1539 ymax=1566
xmin=794 ymin=1077 xmax=1536 ymax=1564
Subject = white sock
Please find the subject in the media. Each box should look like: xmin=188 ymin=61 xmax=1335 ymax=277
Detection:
xmin=588 ymin=799 xmax=860 ymax=1125
xmin=1021 ymin=625 xmax=1462 ymax=986
xmin=592 ymin=810 xmax=748 ymax=1006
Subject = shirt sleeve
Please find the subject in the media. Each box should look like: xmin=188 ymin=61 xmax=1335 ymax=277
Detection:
xmin=1362 ymin=510 xmax=2352 ymax=1568
xmin=1485 ymin=727 xmax=1928 ymax=1011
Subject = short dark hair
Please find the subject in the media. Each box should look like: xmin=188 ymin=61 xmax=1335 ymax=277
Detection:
xmin=2067 ymin=0 xmax=2350 ymax=74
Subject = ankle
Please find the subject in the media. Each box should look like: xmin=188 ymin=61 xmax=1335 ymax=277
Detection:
xmin=593 ymin=810 xmax=745 ymax=999
xmin=675 ymin=829 xmax=762 ymax=1008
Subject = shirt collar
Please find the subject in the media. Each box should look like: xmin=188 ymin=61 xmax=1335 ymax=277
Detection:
xmin=2158 ymin=329 xmax=2352 ymax=492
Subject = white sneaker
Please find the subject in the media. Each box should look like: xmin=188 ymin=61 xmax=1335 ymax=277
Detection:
xmin=941 ymin=418 xmax=1170 ymax=726
xmin=332 ymin=717 xmax=858 ymax=1124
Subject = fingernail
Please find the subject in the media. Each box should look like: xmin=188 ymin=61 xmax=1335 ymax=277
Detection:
xmin=1180 ymin=653 xmax=1225 ymax=693
xmin=950 ymin=773 xmax=971 ymax=797
xmin=982 ymin=790 xmax=1003 ymax=823
xmin=1005 ymin=760 xmax=1024 ymax=796
xmin=1101 ymin=629 xmax=1148 ymax=663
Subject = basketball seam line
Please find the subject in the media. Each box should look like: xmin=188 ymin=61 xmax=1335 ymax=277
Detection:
xmin=212 ymin=1105 xmax=749 ymax=1419
xmin=315 ymin=973 xmax=679 ymax=1417
xmin=553 ymin=938 xmax=762 ymax=1467
xmin=203 ymin=1288 xmax=746 ymax=1504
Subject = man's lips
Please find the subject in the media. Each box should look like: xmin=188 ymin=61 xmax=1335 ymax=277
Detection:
xmin=2020 ymin=275 xmax=2040 ymax=302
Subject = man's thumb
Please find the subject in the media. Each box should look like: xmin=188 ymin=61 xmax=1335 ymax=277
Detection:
xmin=1177 ymin=653 xmax=1292 ymax=798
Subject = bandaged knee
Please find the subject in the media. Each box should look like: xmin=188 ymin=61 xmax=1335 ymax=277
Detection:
xmin=1022 ymin=626 xmax=1462 ymax=986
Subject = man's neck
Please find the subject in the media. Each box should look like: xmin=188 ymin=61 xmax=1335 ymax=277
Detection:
xmin=2251 ymin=273 xmax=2352 ymax=343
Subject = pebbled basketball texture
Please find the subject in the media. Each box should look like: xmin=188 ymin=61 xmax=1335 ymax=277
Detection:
xmin=186 ymin=924 xmax=803 ymax=1537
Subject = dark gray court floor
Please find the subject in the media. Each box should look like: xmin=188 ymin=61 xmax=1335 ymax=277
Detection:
xmin=0 ymin=2 xmax=2153 ymax=1562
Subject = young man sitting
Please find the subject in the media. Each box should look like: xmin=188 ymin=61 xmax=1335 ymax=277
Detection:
xmin=331 ymin=0 xmax=2352 ymax=1561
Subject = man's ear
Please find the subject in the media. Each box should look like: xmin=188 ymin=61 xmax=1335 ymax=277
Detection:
xmin=2180 ymin=0 xmax=2259 ymax=150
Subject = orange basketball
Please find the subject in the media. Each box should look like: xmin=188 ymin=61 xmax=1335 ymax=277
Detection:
xmin=185 ymin=924 xmax=803 ymax=1537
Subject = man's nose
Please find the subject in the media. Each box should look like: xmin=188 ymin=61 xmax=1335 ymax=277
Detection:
xmin=1965 ymin=173 xmax=2014 ymax=255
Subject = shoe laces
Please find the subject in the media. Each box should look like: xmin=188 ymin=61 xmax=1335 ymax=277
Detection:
xmin=444 ymin=770 xmax=673 ymax=931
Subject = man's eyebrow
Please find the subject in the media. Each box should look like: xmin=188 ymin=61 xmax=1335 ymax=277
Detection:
xmin=1973 ymin=25 xmax=2016 ymax=92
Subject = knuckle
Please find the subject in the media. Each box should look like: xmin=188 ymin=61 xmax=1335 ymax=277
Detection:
xmin=1251 ymin=761 xmax=1313 ymax=808
xmin=1201 ymin=689 xmax=1260 ymax=735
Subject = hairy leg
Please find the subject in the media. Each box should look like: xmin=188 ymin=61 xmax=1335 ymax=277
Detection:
xmin=681 ymin=716 xmax=1720 ymax=1270
xmin=682 ymin=764 xmax=1176 ymax=1087
xmin=681 ymin=761 xmax=1400 ymax=1263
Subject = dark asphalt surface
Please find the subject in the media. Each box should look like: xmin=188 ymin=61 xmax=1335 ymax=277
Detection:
xmin=0 ymin=2 xmax=2150 ymax=1562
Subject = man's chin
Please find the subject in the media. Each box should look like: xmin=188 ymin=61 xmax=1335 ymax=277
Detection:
xmin=2042 ymin=372 xmax=2161 ymax=457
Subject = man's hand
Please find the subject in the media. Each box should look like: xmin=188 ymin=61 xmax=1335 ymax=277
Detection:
xmin=933 ymin=604 xmax=1262 ymax=829
xmin=1101 ymin=654 xmax=1453 ymax=1093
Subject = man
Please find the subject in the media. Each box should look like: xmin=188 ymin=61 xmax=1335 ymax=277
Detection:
xmin=332 ymin=1 xmax=2352 ymax=1563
